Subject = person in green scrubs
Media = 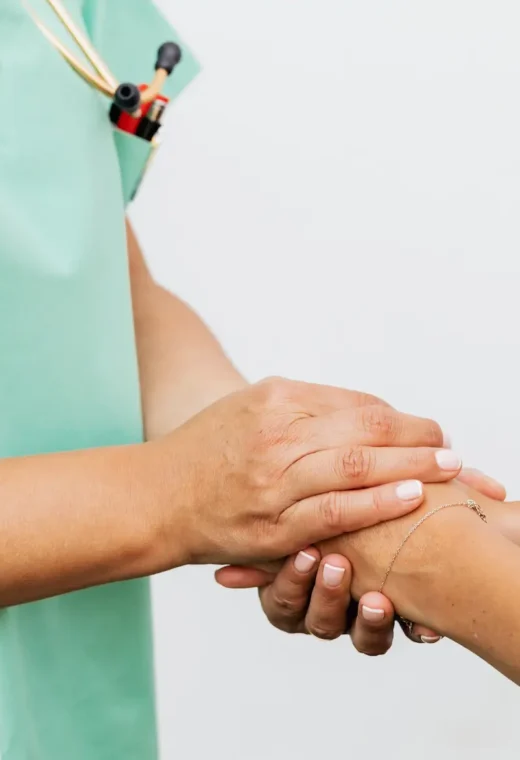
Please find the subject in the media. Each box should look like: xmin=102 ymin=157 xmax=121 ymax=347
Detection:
xmin=0 ymin=2 xmax=509 ymax=758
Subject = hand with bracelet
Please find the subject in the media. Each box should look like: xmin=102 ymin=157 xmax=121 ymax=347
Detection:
xmin=321 ymin=481 xmax=520 ymax=685
xmin=216 ymin=469 xmax=507 ymax=654
xmin=225 ymin=482 xmax=520 ymax=684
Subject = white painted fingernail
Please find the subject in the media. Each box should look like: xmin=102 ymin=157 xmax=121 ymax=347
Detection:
xmin=362 ymin=606 xmax=385 ymax=622
xmin=323 ymin=564 xmax=345 ymax=588
xmin=396 ymin=480 xmax=423 ymax=501
xmin=294 ymin=551 xmax=317 ymax=574
xmin=420 ymin=635 xmax=443 ymax=644
xmin=443 ymin=431 xmax=452 ymax=448
xmin=435 ymin=450 xmax=462 ymax=471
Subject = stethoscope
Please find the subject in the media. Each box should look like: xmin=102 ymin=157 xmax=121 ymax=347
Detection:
xmin=23 ymin=0 xmax=183 ymax=143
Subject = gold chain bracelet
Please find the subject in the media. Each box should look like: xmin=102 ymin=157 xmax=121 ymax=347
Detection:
xmin=379 ymin=499 xmax=487 ymax=595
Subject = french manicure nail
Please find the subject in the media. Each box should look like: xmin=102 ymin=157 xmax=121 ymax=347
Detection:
xmin=396 ymin=480 xmax=423 ymax=501
xmin=362 ymin=605 xmax=385 ymax=622
xmin=323 ymin=564 xmax=345 ymax=588
xmin=435 ymin=450 xmax=462 ymax=471
xmin=294 ymin=551 xmax=317 ymax=574
xmin=421 ymin=635 xmax=443 ymax=644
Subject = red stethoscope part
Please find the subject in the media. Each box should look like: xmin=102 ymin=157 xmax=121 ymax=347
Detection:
xmin=112 ymin=85 xmax=170 ymax=136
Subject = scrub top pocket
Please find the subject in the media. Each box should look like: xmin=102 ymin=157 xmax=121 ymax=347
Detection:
xmin=112 ymin=128 xmax=156 ymax=204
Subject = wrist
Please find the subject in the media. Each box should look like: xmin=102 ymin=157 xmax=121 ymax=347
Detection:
xmin=383 ymin=506 xmax=484 ymax=633
xmin=133 ymin=438 xmax=196 ymax=574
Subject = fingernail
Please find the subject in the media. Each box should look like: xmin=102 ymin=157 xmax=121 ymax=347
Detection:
xmin=435 ymin=450 xmax=462 ymax=471
xmin=323 ymin=564 xmax=345 ymax=588
xmin=443 ymin=431 xmax=452 ymax=448
xmin=396 ymin=480 xmax=423 ymax=501
xmin=362 ymin=605 xmax=385 ymax=622
xmin=294 ymin=551 xmax=317 ymax=574
xmin=421 ymin=635 xmax=443 ymax=644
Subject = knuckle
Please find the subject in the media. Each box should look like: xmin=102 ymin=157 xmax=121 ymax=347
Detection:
xmin=355 ymin=391 xmax=388 ymax=408
xmin=319 ymin=491 xmax=347 ymax=531
xmin=369 ymin=487 xmax=387 ymax=520
xmin=251 ymin=517 xmax=288 ymax=558
xmin=361 ymin=406 xmax=399 ymax=441
xmin=269 ymin=590 xmax=306 ymax=619
xmin=250 ymin=466 xmax=276 ymax=492
xmin=252 ymin=380 xmax=304 ymax=454
xmin=406 ymin=449 xmax=425 ymax=471
xmin=337 ymin=445 xmax=372 ymax=483
xmin=256 ymin=376 xmax=292 ymax=407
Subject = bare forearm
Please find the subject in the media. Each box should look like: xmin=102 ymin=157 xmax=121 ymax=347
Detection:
xmin=0 ymin=444 xmax=167 ymax=607
xmin=128 ymin=222 xmax=246 ymax=439
xmin=134 ymin=281 xmax=246 ymax=436
xmin=376 ymin=504 xmax=520 ymax=683
xmin=434 ymin=526 xmax=520 ymax=684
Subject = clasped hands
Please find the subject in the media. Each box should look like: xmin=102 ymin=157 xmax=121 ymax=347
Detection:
xmin=211 ymin=378 xmax=508 ymax=656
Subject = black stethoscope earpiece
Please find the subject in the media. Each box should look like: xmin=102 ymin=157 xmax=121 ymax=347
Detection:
xmin=156 ymin=42 xmax=182 ymax=75
xmin=114 ymin=83 xmax=142 ymax=114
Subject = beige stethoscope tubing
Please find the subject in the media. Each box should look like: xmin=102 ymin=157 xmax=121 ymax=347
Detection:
xmin=22 ymin=0 xmax=117 ymax=97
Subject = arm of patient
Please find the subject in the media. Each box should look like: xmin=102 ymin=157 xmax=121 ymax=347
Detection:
xmin=254 ymin=483 xmax=520 ymax=684
xmin=320 ymin=483 xmax=520 ymax=684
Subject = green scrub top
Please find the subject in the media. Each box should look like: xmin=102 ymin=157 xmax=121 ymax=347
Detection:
xmin=0 ymin=2 xmax=199 ymax=758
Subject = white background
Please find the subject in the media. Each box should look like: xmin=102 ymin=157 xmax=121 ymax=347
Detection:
xmin=131 ymin=1 xmax=520 ymax=757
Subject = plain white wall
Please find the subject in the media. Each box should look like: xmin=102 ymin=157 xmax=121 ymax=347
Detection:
xmin=131 ymin=1 xmax=520 ymax=757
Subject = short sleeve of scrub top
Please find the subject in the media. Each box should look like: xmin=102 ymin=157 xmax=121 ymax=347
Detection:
xmin=0 ymin=3 xmax=199 ymax=759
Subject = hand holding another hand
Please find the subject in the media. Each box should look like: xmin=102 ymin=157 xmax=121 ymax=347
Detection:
xmin=156 ymin=377 xmax=459 ymax=569
xmin=216 ymin=463 xmax=508 ymax=654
